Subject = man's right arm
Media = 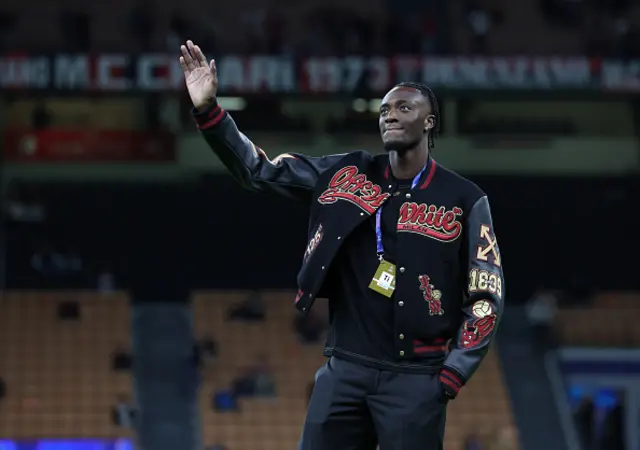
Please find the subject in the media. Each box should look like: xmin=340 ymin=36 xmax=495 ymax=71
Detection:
xmin=194 ymin=101 xmax=344 ymax=202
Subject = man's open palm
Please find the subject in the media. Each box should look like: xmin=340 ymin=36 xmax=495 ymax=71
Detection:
xmin=179 ymin=40 xmax=218 ymax=110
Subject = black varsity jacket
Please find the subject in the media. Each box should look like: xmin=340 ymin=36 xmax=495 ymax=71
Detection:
xmin=194 ymin=102 xmax=505 ymax=395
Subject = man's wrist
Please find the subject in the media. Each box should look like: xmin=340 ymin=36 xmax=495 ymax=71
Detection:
xmin=439 ymin=367 xmax=465 ymax=399
xmin=192 ymin=99 xmax=226 ymax=130
xmin=194 ymin=98 xmax=218 ymax=113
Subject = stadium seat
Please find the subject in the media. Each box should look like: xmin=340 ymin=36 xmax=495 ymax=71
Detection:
xmin=554 ymin=292 xmax=640 ymax=347
xmin=192 ymin=291 xmax=518 ymax=450
xmin=0 ymin=291 xmax=133 ymax=439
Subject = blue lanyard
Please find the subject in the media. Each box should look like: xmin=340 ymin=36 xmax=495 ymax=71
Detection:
xmin=375 ymin=164 xmax=427 ymax=259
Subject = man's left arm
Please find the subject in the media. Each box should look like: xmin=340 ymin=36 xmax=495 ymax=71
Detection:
xmin=440 ymin=195 xmax=505 ymax=399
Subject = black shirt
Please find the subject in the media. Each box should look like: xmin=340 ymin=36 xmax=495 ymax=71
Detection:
xmin=324 ymin=176 xmax=415 ymax=365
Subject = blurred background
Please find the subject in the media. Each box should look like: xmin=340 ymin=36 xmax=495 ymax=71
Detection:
xmin=0 ymin=0 xmax=639 ymax=449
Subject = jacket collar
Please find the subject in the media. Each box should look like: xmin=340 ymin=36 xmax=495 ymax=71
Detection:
xmin=383 ymin=156 xmax=437 ymax=190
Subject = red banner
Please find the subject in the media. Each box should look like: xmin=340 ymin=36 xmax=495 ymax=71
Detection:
xmin=1 ymin=53 xmax=639 ymax=93
xmin=3 ymin=129 xmax=175 ymax=162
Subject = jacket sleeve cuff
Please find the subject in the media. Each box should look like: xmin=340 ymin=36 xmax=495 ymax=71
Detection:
xmin=192 ymin=101 xmax=227 ymax=130
xmin=440 ymin=367 xmax=465 ymax=399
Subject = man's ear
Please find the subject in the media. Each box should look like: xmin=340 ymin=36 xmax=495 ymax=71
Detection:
xmin=424 ymin=114 xmax=435 ymax=133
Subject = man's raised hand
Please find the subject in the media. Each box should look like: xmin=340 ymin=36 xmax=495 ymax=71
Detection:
xmin=179 ymin=40 xmax=218 ymax=111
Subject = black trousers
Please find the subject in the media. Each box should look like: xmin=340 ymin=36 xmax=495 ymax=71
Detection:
xmin=299 ymin=357 xmax=447 ymax=450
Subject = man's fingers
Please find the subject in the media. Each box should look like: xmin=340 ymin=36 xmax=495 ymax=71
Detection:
xmin=209 ymin=59 xmax=216 ymax=75
xmin=193 ymin=45 xmax=208 ymax=68
xmin=180 ymin=44 xmax=195 ymax=71
xmin=186 ymin=40 xmax=200 ymax=67
xmin=179 ymin=56 xmax=190 ymax=75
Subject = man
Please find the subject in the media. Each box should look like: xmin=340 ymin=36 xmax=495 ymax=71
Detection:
xmin=180 ymin=40 xmax=504 ymax=450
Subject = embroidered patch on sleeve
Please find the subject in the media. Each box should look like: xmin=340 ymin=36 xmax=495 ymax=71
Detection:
xmin=460 ymin=300 xmax=497 ymax=348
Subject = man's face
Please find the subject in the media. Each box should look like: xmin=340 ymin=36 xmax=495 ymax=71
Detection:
xmin=379 ymin=87 xmax=433 ymax=152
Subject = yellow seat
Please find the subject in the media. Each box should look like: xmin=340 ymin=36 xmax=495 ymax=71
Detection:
xmin=193 ymin=290 xmax=518 ymax=450
xmin=0 ymin=291 xmax=133 ymax=439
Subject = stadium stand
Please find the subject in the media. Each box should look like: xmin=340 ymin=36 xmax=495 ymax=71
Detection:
xmin=0 ymin=291 xmax=133 ymax=438
xmin=554 ymin=292 xmax=640 ymax=347
xmin=192 ymin=291 xmax=518 ymax=450
xmin=2 ymin=0 xmax=639 ymax=54
xmin=4 ymin=99 xmax=143 ymax=130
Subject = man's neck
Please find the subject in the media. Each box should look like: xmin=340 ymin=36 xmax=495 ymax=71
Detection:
xmin=389 ymin=147 xmax=429 ymax=180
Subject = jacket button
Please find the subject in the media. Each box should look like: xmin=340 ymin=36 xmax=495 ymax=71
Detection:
xmin=321 ymin=266 xmax=325 ymax=270
xmin=399 ymin=334 xmax=404 ymax=340
xmin=399 ymin=267 xmax=405 ymax=273
xmin=405 ymin=193 xmax=411 ymax=198
xmin=398 ymin=301 xmax=404 ymax=306
xmin=337 ymin=236 xmax=341 ymax=240
xmin=388 ymin=185 xmax=392 ymax=189
xmin=399 ymin=350 xmax=405 ymax=356
xmin=360 ymin=212 xmax=364 ymax=216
